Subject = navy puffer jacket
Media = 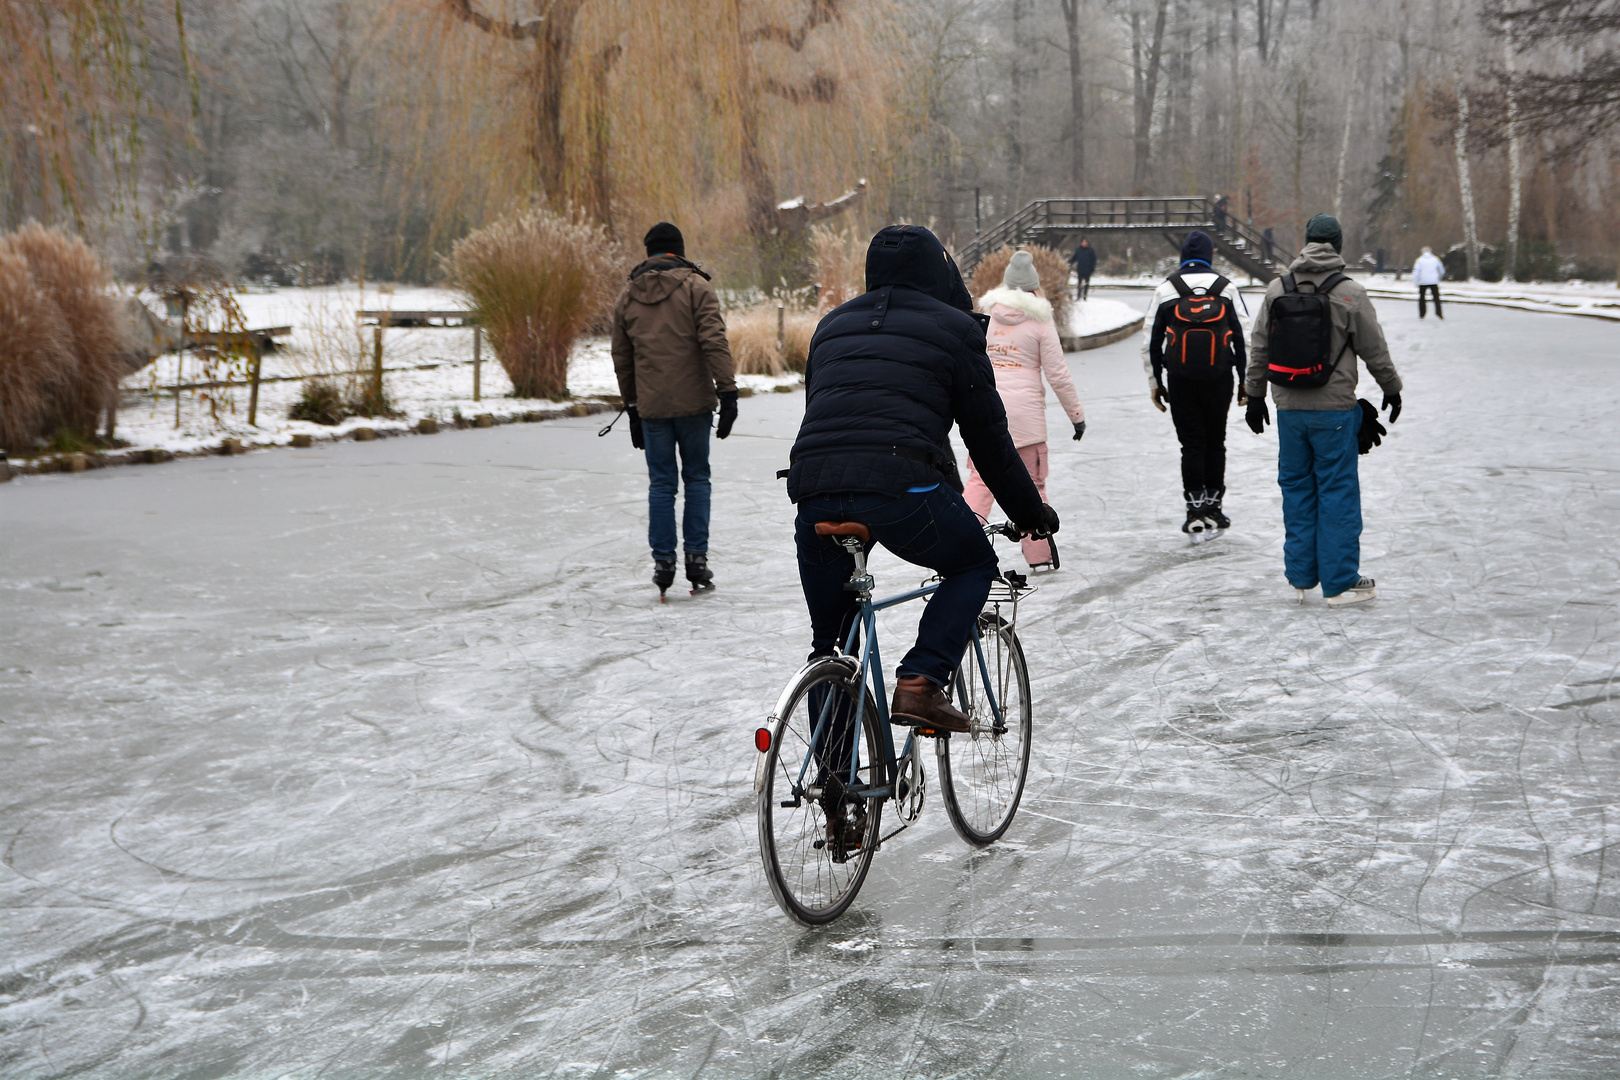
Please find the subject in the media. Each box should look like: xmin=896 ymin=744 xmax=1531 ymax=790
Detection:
xmin=786 ymin=225 xmax=1044 ymax=527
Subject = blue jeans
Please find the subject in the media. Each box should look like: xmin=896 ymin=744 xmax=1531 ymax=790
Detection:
xmin=1277 ymin=407 xmax=1362 ymax=595
xmin=643 ymin=414 xmax=711 ymax=561
xmin=796 ymin=486 xmax=999 ymax=686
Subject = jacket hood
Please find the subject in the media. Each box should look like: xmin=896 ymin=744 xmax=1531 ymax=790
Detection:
xmin=1290 ymin=242 xmax=1347 ymax=274
xmin=980 ymin=286 xmax=1053 ymax=324
xmin=865 ymin=225 xmax=973 ymax=312
xmin=627 ymin=256 xmax=708 ymax=304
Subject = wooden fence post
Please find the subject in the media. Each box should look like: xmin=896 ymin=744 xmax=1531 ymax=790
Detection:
xmin=247 ymin=339 xmax=264 ymax=426
xmin=472 ymin=325 xmax=482 ymax=402
xmin=776 ymin=299 xmax=785 ymax=352
xmin=372 ymin=326 xmax=384 ymax=410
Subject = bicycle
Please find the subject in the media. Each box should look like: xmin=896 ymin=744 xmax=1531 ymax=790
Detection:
xmin=753 ymin=520 xmax=1037 ymax=924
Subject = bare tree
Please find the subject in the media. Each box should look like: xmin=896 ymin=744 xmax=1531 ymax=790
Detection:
xmin=1450 ymin=0 xmax=1482 ymax=279
xmin=1058 ymin=0 xmax=1086 ymax=190
xmin=1130 ymin=0 xmax=1170 ymax=192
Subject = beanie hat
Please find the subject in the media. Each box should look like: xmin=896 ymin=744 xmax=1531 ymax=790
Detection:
xmin=1180 ymin=230 xmax=1214 ymax=267
xmin=1305 ymin=213 xmax=1343 ymax=252
xmin=644 ymin=221 xmax=685 ymax=258
xmin=1003 ymin=250 xmax=1041 ymax=291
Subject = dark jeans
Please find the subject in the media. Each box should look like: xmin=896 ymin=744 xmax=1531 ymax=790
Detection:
xmin=1418 ymin=284 xmax=1443 ymax=319
xmin=1076 ymin=274 xmax=1091 ymax=300
xmin=643 ymin=413 xmax=711 ymax=561
xmin=796 ymin=486 xmax=998 ymax=687
xmin=1167 ymin=372 xmax=1233 ymax=494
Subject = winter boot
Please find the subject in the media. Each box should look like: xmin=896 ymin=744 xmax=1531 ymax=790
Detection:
xmin=652 ymin=558 xmax=677 ymax=599
xmin=1204 ymin=487 xmax=1231 ymax=531
xmin=890 ymin=675 xmax=971 ymax=735
xmin=1325 ymin=576 xmax=1377 ymax=606
xmin=684 ymin=552 xmax=714 ymax=593
xmin=1181 ymin=491 xmax=1212 ymax=539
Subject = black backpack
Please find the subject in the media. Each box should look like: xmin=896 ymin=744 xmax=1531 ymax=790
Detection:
xmin=1159 ymin=273 xmax=1236 ymax=380
xmin=1266 ymin=272 xmax=1350 ymax=388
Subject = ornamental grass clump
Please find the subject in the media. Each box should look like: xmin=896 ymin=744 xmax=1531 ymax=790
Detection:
xmin=0 ymin=224 xmax=122 ymax=453
xmin=969 ymin=244 xmax=1073 ymax=329
xmin=726 ymin=305 xmax=816 ymax=375
xmin=445 ymin=208 xmax=622 ymax=400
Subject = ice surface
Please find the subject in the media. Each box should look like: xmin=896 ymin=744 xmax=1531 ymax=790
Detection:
xmin=2 ymin=292 xmax=1618 ymax=1077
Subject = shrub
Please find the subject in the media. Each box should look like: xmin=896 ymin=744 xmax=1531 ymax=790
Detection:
xmin=445 ymin=207 xmax=622 ymax=399
xmin=969 ymin=245 xmax=1074 ymax=329
xmin=0 ymin=225 xmax=121 ymax=449
xmin=288 ymin=378 xmax=347 ymax=425
xmin=0 ymin=251 xmax=74 ymax=452
xmin=726 ymin=305 xmax=817 ymax=375
xmin=810 ymin=226 xmax=866 ymax=313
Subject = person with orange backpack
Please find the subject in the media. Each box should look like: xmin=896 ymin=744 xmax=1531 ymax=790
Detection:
xmin=1142 ymin=231 xmax=1249 ymax=539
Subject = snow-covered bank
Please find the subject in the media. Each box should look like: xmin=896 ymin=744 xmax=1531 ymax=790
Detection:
xmin=1061 ymin=296 xmax=1144 ymax=350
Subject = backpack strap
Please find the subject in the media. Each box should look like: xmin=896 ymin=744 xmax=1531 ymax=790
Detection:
xmin=1281 ymin=273 xmax=1298 ymax=294
xmin=1168 ymin=274 xmax=1192 ymax=299
xmin=1317 ymin=271 xmax=1349 ymax=296
xmin=1208 ymin=275 xmax=1231 ymax=298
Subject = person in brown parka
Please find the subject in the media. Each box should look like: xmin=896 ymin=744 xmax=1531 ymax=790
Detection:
xmin=611 ymin=222 xmax=738 ymax=596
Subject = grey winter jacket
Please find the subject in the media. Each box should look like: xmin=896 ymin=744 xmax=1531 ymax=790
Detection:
xmin=611 ymin=259 xmax=736 ymax=419
xmin=1244 ymin=243 xmax=1403 ymax=412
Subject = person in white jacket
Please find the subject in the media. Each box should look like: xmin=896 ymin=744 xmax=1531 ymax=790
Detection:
xmin=1412 ymin=246 xmax=1445 ymax=319
xmin=964 ymin=251 xmax=1086 ymax=569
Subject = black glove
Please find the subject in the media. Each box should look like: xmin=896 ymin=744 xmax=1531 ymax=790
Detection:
xmin=1356 ymin=398 xmax=1386 ymax=455
xmin=1072 ymin=420 xmax=1086 ymax=443
xmin=1382 ymin=391 xmax=1402 ymax=424
xmin=716 ymin=390 xmax=738 ymax=440
xmin=628 ymin=405 xmax=644 ymax=450
xmin=1245 ymin=397 xmax=1270 ymax=434
xmin=1019 ymin=503 xmax=1060 ymax=539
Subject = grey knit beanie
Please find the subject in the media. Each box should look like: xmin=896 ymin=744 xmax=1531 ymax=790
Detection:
xmin=1002 ymin=250 xmax=1041 ymax=291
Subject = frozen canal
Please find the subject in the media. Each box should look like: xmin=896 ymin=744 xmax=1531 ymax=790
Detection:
xmin=3 ymin=292 xmax=1617 ymax=1077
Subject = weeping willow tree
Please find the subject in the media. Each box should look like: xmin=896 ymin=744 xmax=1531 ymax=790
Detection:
xmin=380 ymin=0 xmax=917 ymax=285
xmin=1 ymin=0 xmax=193 ymax=231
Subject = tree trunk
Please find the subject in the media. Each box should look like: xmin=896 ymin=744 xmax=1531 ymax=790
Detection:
xmin=1132 ymin=0 xmax=1170 ymax=193
xmin=1502 ymin=28 xmax=1522 ymax=283
xmin=1060 ymin=0 xmax=1085 ymax=190
xmin=1010 ymin=0 xmax=1027 ymax=203
xmin=1451 ymin=75 xmax=1481 ymax=279
xmin=1332 ymin=91 xmax=1354 ymax=218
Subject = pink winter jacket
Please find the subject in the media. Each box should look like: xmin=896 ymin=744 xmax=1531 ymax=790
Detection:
xmin=978 ymin=287 xmax=1085 ymax=448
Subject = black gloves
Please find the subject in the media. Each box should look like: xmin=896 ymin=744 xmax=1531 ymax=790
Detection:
xmin=1072 ymin=420 xmax=1086 ymax=442
xmin=1245 ymin=397 xmax=1270 ymax=434
xmin=1149 ymin=384 xmax=1168 ymax=412
xmin=1382 ymin=391 xmax=1402 ymax=423
xmin=1357 ymin=399 xmax=1386 ymax=455
xmin=628 ymin=404 xmax=644 ymax=450
xmin=716 ymin=390 xmax=739 ymax=440
xmin=1019 ymin=503 xmax=1061 ymax=538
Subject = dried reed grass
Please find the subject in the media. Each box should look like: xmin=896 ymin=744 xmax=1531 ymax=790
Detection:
xmin=968 ymin=245 xmax=1074 ymax=329
xmin=444 ymin=207 xmax=623 ymax=399
xmin=810 ymin=226 xmax=868 ymax=313
xmin=0 ymin=225 xmax=122 ymax=449
xmin=0 ymin=252 xmax=74 ymax=452
xmin=725 ymin=305 xmax=816 ymax=375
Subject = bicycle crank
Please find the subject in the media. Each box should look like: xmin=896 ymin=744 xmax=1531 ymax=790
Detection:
xmin=895 ymin=740 xmax=926 ymax=824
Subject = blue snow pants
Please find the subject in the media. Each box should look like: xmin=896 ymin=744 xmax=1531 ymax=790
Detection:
xmin=1276 ymin=407 xmax=1362 ymax=596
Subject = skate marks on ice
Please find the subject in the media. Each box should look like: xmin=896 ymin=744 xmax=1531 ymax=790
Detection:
xmin=3 ymin=307 xmax=1620 ymax=1077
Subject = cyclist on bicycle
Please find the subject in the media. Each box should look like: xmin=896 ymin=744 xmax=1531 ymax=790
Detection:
xmin=785 ymin=224 xmax=1060 ymax=734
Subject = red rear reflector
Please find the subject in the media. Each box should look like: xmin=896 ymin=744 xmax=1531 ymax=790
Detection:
xmin=755 ymin=727 xmax=771 ymax=753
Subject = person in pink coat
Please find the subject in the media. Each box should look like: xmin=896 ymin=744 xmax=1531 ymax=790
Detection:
xmin=963 ymin=251 xmax=1086 ymax=569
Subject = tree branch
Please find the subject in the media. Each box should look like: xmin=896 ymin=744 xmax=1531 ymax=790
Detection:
xmin=443 ymin=0 xmax=543 ymax=39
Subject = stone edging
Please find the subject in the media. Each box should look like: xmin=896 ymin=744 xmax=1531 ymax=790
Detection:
xmin=1061 ymin=315 xmax=1145 ymax=353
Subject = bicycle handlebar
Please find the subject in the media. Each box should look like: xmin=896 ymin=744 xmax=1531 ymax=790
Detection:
xmin=986 ymin=521 xmax=1051 ymax=542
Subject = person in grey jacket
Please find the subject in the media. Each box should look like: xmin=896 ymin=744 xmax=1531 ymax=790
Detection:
xmin=1244 ymin=214 xmax=1403 ymax=606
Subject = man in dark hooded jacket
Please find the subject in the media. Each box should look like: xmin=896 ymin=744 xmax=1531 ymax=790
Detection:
xmin=787 ymin=225 xmax=1059 ymax=733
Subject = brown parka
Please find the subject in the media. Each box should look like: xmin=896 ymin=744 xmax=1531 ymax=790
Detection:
xmin=611 ymin=258 xmax=736 ymax=419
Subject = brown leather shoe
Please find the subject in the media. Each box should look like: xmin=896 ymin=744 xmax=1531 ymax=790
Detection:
xmin=890 ymin=675 xmax=970 ymax=734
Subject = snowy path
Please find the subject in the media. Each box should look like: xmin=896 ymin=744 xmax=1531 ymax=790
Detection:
xmin=2 ymin=297 xmax=1617 ymax=1077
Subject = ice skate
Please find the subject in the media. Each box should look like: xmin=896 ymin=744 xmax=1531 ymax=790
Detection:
xmin=653 ymin=558 xmax=677 ymax=601
xmin=1325 ymin=576 xmax=1377 ymax=606
xmin=1295 ymin=587 xmax=1310 ymax=602
xmin=1203 ymin=488 xmax=1231 ymax=537
xmin=1181 ymin=491 xmax=1214 ymax=543
xmin=684 ymin=552 xmax=715 ymax=596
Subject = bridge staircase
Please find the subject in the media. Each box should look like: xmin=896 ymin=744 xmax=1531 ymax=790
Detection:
xmin=957 ymin=197 xmax=1293 ymax=283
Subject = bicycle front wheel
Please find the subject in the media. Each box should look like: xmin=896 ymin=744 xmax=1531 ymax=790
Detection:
xmin=937 ymin=613 xmax=1032 ymax=846
xmin=758 ymin=659 xmax=885 ymax=924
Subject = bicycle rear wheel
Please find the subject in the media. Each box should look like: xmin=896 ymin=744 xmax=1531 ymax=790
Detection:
xmin=758 ymin=659 xmax=885 ymax=924
xmin=936 ymin=613 xmax=1032 ymax=846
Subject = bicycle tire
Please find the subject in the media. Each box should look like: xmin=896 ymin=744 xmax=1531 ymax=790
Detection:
xmin=936 ymin=613 xmax=1032 ymax=846
xmin=758 ymin=659 xmax=885 ymax=924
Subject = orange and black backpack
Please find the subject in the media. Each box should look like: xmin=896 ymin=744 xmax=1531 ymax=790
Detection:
xmin=1160 ymin=273 xmax=1236 ymax=380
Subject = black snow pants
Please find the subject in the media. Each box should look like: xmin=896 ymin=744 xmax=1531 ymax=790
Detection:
xmin=1167 ymin=372 xmax=1233 ymax=494
xmin=1418 ymin=284 xmax=1442 ymax=318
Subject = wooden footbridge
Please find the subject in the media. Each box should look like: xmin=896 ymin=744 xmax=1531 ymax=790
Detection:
xmin=957 ymin=197 xmax=1293 ymax=282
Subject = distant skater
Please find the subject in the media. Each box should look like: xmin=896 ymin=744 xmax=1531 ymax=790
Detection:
xmin=1413 ymin=246 xmax=1445 ymax=319
xmin=611 ymin=222 xmax=739 ymax=599
xmin=966 ymin=251 xmax=1086 ymax=570
xmin=1244 ymin=214 xmax=1404 ymax=606
xmin=1212 ymin=193 xmax=1229 ymax=236
xmin=1069 ymin=238 xmax=1096 ymax=301
xmin=1143 ymin=231 xmax=1247 ymax=539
